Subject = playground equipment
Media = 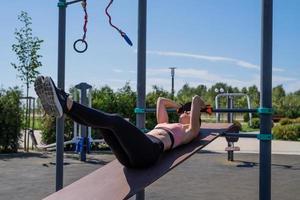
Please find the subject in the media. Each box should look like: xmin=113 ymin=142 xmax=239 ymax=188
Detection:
xmin=52 ymin=0 xmax=273 ymax=200
xmin=73 ymin=82 xmax=92 ymax=161
xmin=20 ymin=96 xmax=36 ymax=152
xmin=215 ymin=92 xmax=253 ymax=161
xmin=215 ymin=93 xmax=252 ymax=125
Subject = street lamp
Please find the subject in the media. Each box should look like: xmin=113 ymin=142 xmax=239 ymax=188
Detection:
xmin=169 ymin=67 xmax=176 ymax=99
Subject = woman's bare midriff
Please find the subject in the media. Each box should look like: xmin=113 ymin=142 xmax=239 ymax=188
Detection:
xmin=147 ymin=129 xmax=172 ymax=151
xmin=147 ymin=124 xmax=190 ymax=151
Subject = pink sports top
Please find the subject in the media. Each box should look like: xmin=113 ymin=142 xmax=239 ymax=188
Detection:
xmin=154 ymin=123 xmax=186 ymax=149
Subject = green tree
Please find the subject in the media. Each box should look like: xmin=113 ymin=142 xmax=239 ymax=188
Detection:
xmin=11 ymin=11 xmax=43 ymax=149
xmin=92 ymin=85 xmax=116 ymax=112
xmin=247 ymin=85 xmax=260 ymax=108
xmin=282 ymin=94 xmax=300 ymax=118
xmin=12 ymin=11 xmax=43 ymax=98
xmin=294 ymin=90 xmax=300 ymax=96
xmin=115 ymin=82 xmax=137 ymax=122
xmin=272 ymin=85 xmax=286 ymax=115
xmin=177 ymin=84 xmax=207 ymax=104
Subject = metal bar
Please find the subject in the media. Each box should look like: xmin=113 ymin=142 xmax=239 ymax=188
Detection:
xmin=56 ymin=0 xmax=66 ymax=191
xmin=259 ymin=0 xmax=273 ymax=200
xmin=221 ymin=133 xmax=258 ymax=138
xmin=137 ymin=108 xmax=258 ymax=114
xmin=66 ymin=0 xmax=82 ymax=6
xmin=213 ymin=108 xmax=257 ymax=113
xmin=135 ymin=0 xmax=147 ymax=200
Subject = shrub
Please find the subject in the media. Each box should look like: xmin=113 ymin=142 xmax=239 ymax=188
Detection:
xmin=279 ymin=118 xmax=293 ymax=125
xmin=0 ymin=88 xmax=22 ymax=152
xmin=249 ymin=117 xmax=260 ymax=129
xmin=273 ymin=124 xmax=300 ymax=141
xmin=293 ymin=117 xmax=300 ymax=124
xmin=233 ymin=120 xmax=242 ymax=131
xmin=243 ymin=113 xmax=249 ymax=122
xmin=41 ymin=115 xmax=73 ymax=145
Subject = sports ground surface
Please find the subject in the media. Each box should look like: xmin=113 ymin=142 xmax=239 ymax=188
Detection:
xmin=0 ymin=149 xmax=299 ymax=200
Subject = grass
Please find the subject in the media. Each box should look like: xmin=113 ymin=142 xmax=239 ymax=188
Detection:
xmin=22 ymin=116 xmax=43 ymax=130
xmin=241 ymin=123 xmax=259 ymax=132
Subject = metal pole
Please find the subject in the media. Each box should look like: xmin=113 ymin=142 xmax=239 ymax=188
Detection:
xmin=136 ymin=0 xmax=147 ymax=199
xmin=56 ymin=0 xmax=66 ymax=191
xmin=32 ymin=98 xmax=35 ymax=150
xmin=259 ymin=0 xmax=273 ymax=200
xmin=169 ymin=67 xmax=176 ymax=99
xmin=75 ymin=83 xmax=92 ymax=161
xmin=27 ymin=98 xmax=31 ymax=152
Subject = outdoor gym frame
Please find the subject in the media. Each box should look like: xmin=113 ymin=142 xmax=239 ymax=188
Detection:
xmin=55 ymin=0 xmax=273 ymax=200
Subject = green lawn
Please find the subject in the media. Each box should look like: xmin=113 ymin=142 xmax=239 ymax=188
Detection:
xmin=241 ymin=122 xmax=259 ymax=132
xmin=22 ymin=116 xmax=43 ymax=130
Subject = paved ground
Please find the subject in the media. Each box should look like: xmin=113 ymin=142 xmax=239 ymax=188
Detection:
xmin=0 ymin=149 xmax=299 ymax=200
xmin=206 ymin=134 xmax=300 ymax=155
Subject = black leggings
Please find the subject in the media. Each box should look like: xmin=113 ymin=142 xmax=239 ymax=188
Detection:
xmin=67 ymin=102 xmax=164 ymax=168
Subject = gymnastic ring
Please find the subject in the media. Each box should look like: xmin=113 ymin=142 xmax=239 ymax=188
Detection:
xmin=73 ymin=39 xmax=88 ymax=53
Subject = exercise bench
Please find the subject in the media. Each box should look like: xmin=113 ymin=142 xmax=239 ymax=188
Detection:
xmin=43 ymin=123 xmax=239 ymax=200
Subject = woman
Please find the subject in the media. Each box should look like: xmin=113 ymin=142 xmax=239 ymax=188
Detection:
xmin=34 ymin=76 xmax=206 ymax=168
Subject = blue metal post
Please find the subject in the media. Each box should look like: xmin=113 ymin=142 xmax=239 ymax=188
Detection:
xmin=259 ymin=0 xmax=273 ymax=200
xmin=136 ymin=0 xmax=147 ymax=199
xmin=56 ymin=0 xmax=67 ymax=191
xmin=75 ymin=83 xmax=92 ymax=161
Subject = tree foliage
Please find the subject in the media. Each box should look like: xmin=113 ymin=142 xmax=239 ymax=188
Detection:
xmin=11 ymin=11 xmax=43 ymax=88
xmin=0 ymin=88 xmax=22 ymax=152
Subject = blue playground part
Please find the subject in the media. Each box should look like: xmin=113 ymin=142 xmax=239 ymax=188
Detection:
xmin=75 ymin=137 xmax=92 ymax=154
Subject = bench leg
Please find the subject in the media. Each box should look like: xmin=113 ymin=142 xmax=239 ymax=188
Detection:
xmin=228 ymin=150 xmax=234 ymax=162
xmin=227 ymin=142 xmax=234 ymax=162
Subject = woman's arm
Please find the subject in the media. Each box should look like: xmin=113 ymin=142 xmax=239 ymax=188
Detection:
xmin=156 ymin=97 xmax=180 ymax=124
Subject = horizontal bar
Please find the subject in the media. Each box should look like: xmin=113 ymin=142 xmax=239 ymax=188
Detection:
xmin=221 ymin=133 xmax=258 ymax=138
xmin=135 ymin=108 xmax=258 ymax=114
xmin=66 ymin=0 xmax=82 ymax=6
xmin=213 ymin=108 xmax=257 ymax=113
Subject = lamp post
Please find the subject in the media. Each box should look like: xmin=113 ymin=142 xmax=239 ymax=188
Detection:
xmin=169 ymin=67 xmax=176 ymax=99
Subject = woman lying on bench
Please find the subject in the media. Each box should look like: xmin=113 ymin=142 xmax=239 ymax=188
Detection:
xmin=34 ymin=76 xmax=206 ymax=168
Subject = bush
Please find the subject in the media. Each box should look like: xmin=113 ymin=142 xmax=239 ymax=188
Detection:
xmin=273 ymin=124 xmax=300 ymax=141
xmin=243 ymin=113 xmax=249 ymax=122
xmin=41 ymin=115 xmax=73 ymax=145
xmin=249 ymin=117 xmax=260 ymax=129
xmin=279 ymin=118 xmax=293 ymax=125
xmin=233 ymin=120 xmax=242 ymax=131
xmin=293 ymin=117 xmax=300 ymax=124
xmin=0 ymin=88 xmax=22 ymax=152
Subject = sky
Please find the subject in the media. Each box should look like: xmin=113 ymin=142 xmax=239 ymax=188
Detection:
xmin=0 ymin=0 xmax=299 ymax=97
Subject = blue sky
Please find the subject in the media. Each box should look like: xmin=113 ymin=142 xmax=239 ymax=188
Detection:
xmin=0 ymin=0 xmax=299 ymax=97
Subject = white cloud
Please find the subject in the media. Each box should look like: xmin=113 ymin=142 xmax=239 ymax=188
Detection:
xmin=112 ymin=69 xmax=123 ymax=73
xmin=273 ymin=75 xmax=297 ymax=82
xmin=147 ymin=50 xmax=285 ymax=72
xmin=147 ymin=67 xmax=258 ymax=90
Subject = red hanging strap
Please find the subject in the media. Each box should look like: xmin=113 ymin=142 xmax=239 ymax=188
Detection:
xmin=105 ymin=0 xmax=133 ymax=46
xmin=82 ymin=0 xmax=88 ymax=41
